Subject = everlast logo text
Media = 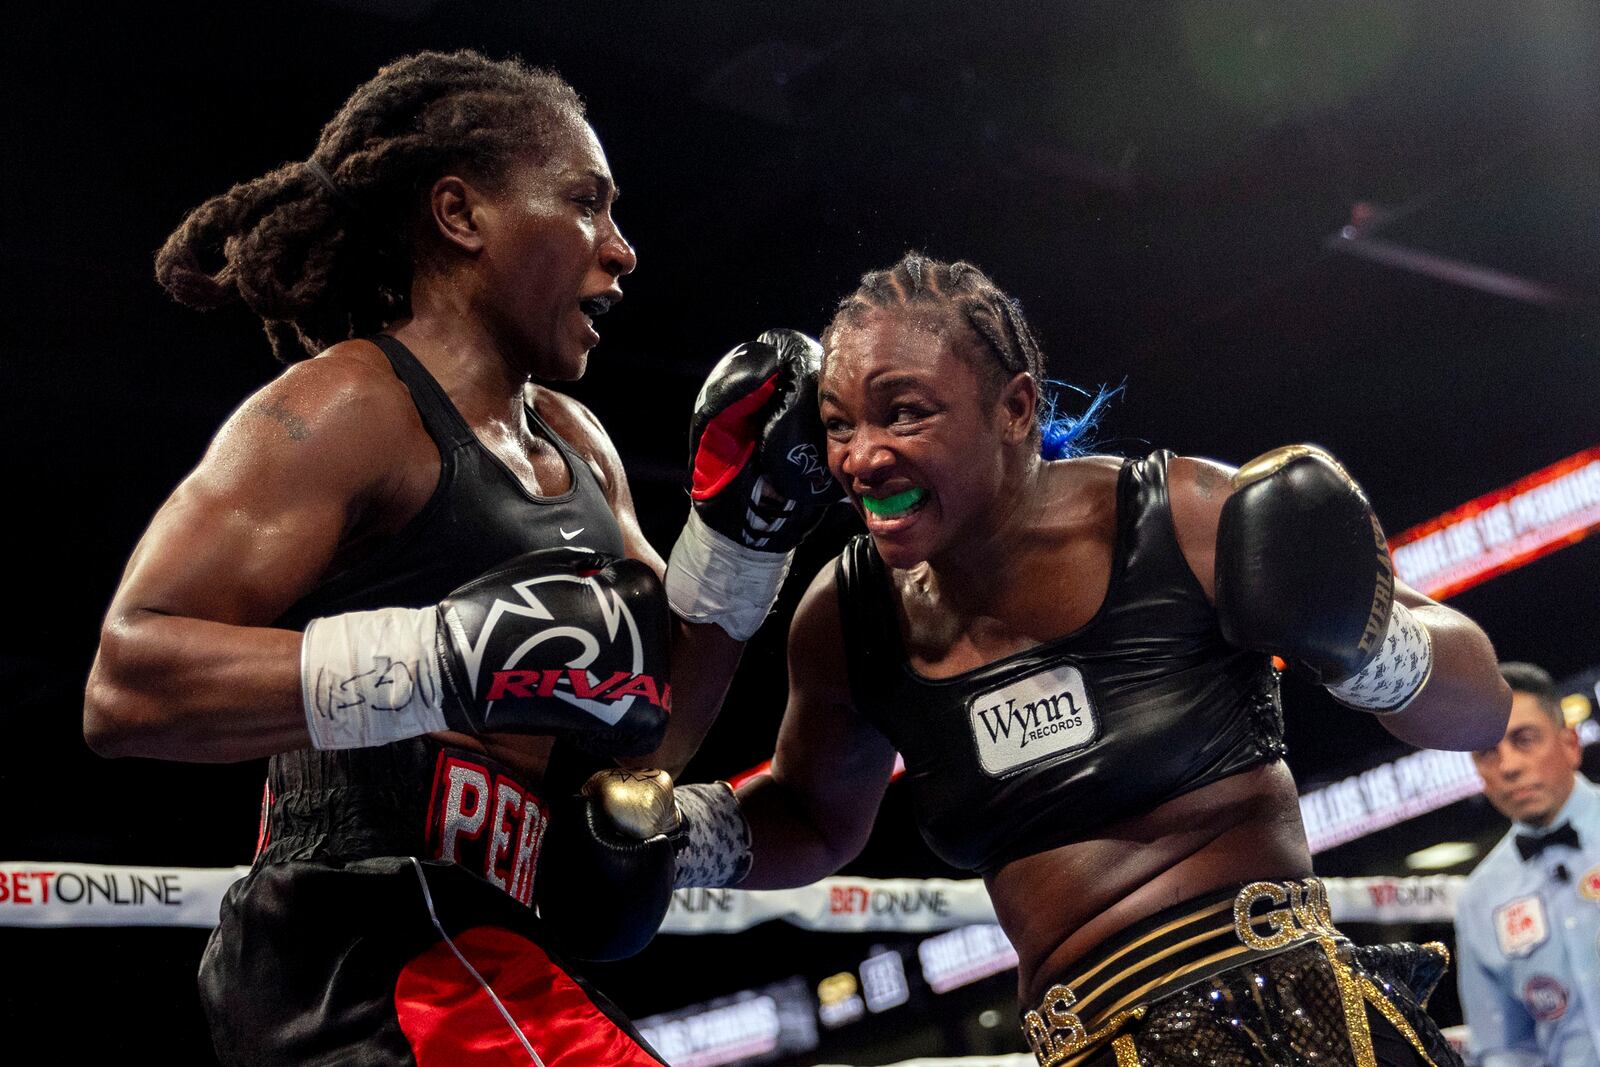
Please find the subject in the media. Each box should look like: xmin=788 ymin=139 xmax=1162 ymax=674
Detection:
xmin=426 ymin=751 xmax=547 ymax=906
xmin=969 ymin=663 xmax=1097 ymax=777
xmin=1357 ymin=513 xmax=1395 ymax=656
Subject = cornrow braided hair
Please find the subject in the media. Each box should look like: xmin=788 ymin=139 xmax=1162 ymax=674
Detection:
xmin=155 ymin=50 xmax=585 ymax=363
xmin=823 ymin=252 xmax=1117 ymax=459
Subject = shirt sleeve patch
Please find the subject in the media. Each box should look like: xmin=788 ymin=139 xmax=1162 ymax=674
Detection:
xmin=1521 ymin=975 xmax=1569 ymax=1021
xmin=1494 ymin=895 xmax=1549 ymax=958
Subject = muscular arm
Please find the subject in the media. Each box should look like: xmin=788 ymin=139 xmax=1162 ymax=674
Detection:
xmin=735 ymin=563 xmax=899 ymax=889
xmin=1169 ymin=454 xmax=1510 ymax=753
xmin=536 ymin=391 xmax=744 ymax=778
xmin=84 ymin=349 xmax=413 ymax=762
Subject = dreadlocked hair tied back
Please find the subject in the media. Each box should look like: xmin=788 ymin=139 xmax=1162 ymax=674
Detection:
xmin=823 ymin=252 xmax=1117 ymax=460
xmin=155 ymin=50 xmax=586 ymax=363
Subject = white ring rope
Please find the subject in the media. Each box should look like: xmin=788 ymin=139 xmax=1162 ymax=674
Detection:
xmin=0 ymin=862 xmax=1465 ymax=930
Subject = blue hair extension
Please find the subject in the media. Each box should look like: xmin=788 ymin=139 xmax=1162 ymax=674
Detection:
xmin=1037 ymin=380 xmax=1123 ymax=460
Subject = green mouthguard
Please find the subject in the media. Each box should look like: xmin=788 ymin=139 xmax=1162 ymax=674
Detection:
xmin=861 ymin=487 xmax=928 ymax=517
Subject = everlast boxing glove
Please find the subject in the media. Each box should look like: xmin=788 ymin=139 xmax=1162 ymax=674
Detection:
xmin=1214 ymin=445 xmax=1432 ymax=713
xmin=536 ymin=768 xmax=680 ymax=961
xmin=667 ymin=329 xmax=842 ymax=639
xmin=301 ymin=548 xmax=671 ymax=753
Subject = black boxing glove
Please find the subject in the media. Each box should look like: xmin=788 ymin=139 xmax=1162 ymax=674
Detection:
xmin=536 ymin=768 xmax=679 ymax=961
xmin=689 ymin=328 xmax=840 ymax=550
xmin=1214 ymin=445 xmax=1432 ymax=712
xmin=667 ymin=329 xmax=841 ymax=639
xmin=301 ymin=548 xmax=671 ymax=753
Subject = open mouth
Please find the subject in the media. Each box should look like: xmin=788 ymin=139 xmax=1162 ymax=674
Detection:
xmin=578 ymin=294 xmax=616 ymax=336
xmin=578 ymin=294 xmax=615 ymax=319
xmin=861 ymin=486 xmax=929 ymax=519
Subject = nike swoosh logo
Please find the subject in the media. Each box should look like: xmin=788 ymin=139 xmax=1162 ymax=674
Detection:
xmin=560 ymin=527 xmax=584 ymax=540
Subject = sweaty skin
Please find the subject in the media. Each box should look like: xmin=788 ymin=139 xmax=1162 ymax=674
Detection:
xmin=736 ymin=305 xmax=1508 ymax=1006
xmin=877 ymin=458 xmax=1312 ymax=1002
xmin=85 ymin=128 xmax=743 ymax=780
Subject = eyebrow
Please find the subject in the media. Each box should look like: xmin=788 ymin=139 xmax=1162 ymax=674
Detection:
xmin=867 ymin=372 xmax=931 ymax=395
xmin=819 ymin=372 xmax=932 ymax=409
xmin=588 ymin=170 xmax=619 ymax=203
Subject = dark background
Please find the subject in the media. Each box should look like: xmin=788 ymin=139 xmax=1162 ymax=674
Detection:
xmin=4 ymin=1 xmax=1598 ymax=1060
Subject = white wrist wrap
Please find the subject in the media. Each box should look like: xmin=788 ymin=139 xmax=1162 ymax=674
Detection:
xmin=1327 ymin=601 xmax=1434 ymax=714
xmin=300 ymin=606 xmax=449 ymax=750
xmin=666 ymin=510 xmax=793 ymax=641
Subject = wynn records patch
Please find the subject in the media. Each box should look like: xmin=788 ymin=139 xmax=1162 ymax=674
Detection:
xmin=969 ymin=663 xmax=1097 ymax=776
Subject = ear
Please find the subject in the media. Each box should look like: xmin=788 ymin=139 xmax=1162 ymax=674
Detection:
xmin=428 ymin=174 xmax=489 ymax=254
xmin=1560 ymin=725 xmax=1583 ymax=770
xmin=997 ymin=371 xmax=1037 ymax=447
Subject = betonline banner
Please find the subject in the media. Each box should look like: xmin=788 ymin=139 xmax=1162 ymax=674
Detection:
xmin=0 ymin=863 xmax=250 ymax=926
xmin=1390 ymin=446 xmax=1600 ymax=600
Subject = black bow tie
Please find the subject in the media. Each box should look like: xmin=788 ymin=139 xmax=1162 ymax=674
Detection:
xmin=1515 ymin=821 xmax=1581 ymax=862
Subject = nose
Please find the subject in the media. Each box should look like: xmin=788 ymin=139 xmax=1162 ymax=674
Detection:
xmin=1491 ymin=742 xmax=1528 ymax=781
xmin=600 ymin=221 xmax=637 ymax=279
xmin=838 ymin=425 xmax=894 ymax=485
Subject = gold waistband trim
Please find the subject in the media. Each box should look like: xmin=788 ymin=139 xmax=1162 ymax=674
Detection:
xmin=1024 ymin=879 xmax=1339 ymax=1067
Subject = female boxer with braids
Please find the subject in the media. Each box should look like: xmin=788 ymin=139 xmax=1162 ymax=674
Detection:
xmin=666 ymin=254 xmax=1511 ymax=1065
xmin=85 ymin=50 xmax=831 ymax=1065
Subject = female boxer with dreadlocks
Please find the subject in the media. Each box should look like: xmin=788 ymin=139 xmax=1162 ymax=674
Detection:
xmin=84 ymin=50 xmax=831 ymax=1065
xmin=664 ymin=253 xmax=1510 ymax=1066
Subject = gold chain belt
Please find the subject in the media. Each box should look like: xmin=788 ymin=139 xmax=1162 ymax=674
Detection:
xmin=1023 ymin=878 xmax=1342 ymax=1067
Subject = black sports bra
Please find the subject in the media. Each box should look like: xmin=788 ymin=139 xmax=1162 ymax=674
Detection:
xmin=275 ymin=334 xmax=624 ymax=629
xmin=262 ymin=335 xmax=626 ymax=864
xmin=835 ymin=451 xmax=1284 ymax=874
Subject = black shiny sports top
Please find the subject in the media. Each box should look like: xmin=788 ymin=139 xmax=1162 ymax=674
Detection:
xmin=835 ymin=451 xmax=1285 ymax=875
xmin=261 ymin=335 xmax=625 ymax=863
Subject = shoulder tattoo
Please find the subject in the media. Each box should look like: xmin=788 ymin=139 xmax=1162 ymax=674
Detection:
xmin=1192 ymin=462 xmax=1228 ymax=499
xmin=248 ymin=396 xmax=311 ymax=442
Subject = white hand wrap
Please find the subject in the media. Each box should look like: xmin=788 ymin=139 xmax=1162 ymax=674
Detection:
xmin=666 ymin=510 xmax=793 ymax=641
xmin=1326 ymin=601 xmax=1434 ymax=714
xmin=300 ymin=606 xmax=449 ymax=750
xmin=672 ymin=781 xmax=753 ymax=889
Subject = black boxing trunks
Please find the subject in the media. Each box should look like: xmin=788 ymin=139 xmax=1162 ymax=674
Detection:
xmin=194 ymin=333 xmax=657 ymax=1064
xmin=1022 ymin=879 xmax=1459 ymax=1067
xmin=201 ymin=859 xmax=665 ymax=1066
xmin=201 ymin=744 xmax=665 ymax=1066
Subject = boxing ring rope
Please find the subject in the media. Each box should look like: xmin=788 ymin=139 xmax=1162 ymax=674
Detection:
xmin=2 ymin=865 xmax=1477 ymax=1061
xmin=0 ymin=863 xmax=1466 ymax=930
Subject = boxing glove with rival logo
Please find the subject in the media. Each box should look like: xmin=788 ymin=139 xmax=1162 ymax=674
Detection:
xmin=301 ymin=547 xmax=672 ymax=754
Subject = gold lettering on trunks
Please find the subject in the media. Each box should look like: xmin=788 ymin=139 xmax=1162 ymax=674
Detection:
xmin=1234 ymin=879 xmax=1337 ymax=951
xmin=1024 ymin=983 xmax=1146 ymax=1066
